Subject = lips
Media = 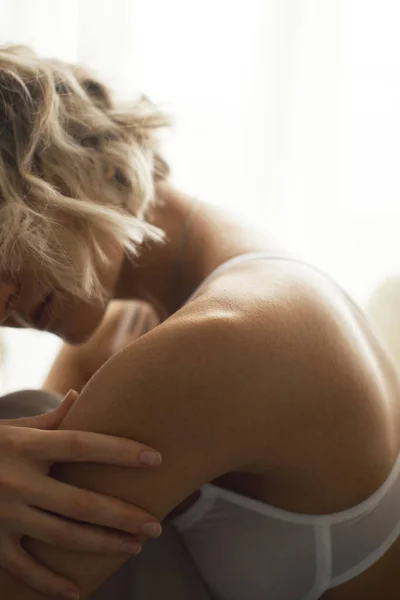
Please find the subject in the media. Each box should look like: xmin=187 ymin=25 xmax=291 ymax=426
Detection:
xmin=30 ymin=294 xmax=54 ymax=330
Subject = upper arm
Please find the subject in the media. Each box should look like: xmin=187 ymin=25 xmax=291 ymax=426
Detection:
xmin=57 ymin=311 xmax=270 ymax=516
xmin=7 ymin=311 xmax=274 ymax=599
xmin=3 ymin=285 xmax=380 ymax=599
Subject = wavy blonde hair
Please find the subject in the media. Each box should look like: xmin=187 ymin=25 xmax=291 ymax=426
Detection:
xmin=0 ymin=45 xmax=170 ymax=302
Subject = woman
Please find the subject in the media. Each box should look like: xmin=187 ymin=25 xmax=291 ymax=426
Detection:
xmin=0 ymin=44 xmax=399 ymax=600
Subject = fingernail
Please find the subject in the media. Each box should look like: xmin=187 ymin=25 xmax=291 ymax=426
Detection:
xmin=62 ymin=591 xmax=80 ymax=600
xmin=141 ymin=522 xmax=162 ymax=538
xmin=140 ymin=451 xmax=162 ymax=466
xmin=122 ymin=542 xmax=142 ymax=555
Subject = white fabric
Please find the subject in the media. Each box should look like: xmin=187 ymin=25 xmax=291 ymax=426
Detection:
xmin=173 ymin=456 xmax=400 ymax=600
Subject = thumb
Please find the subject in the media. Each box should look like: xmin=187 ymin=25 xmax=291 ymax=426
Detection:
xmin=1 ymin=390 xmax=79 ymax=430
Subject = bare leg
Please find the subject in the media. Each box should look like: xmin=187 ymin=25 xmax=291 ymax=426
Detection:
xmin=95 ymin=525 xmax=211 ymax=600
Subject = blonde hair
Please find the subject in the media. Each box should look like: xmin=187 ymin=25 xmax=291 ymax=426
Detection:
xmin=0 ymin=45 xmax=170 ymax=302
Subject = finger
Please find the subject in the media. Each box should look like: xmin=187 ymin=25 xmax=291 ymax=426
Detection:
xmin=30 ymin=390 xmax=79 ymax=431
xmin=22 ymin=507 xmax=143 ymax=555
xmin=142 ymin=307 xmax=155 ymax=335
xmin=131 ymin=304 xmax=151 ymax=335
xmin=147 ymin=308 xmax=160 ymax=331
xmin=0 ymin=537 xmax=79 ymax=598
xmin=27 ymin=429 xmax=162 ymax=467
xmin=30 ymin=478 xmax=161 ymax=538
xmin=47 ymin=390 xmax=80 ymax=425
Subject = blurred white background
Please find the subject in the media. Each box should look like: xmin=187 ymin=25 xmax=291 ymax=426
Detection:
xmin=0 ymin=0 xmax=399 ymax=392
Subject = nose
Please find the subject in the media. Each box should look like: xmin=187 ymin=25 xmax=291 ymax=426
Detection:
xmin=0 ymin=280 xmax=19 ymax=323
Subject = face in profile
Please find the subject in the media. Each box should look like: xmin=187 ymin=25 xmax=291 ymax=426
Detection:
xmin=0 ymin=45 xmax=167 ymax=344
xmin=3 ymin=237 xmax=126 ymax=345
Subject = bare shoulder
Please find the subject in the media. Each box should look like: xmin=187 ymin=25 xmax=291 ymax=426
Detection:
xmin=78 ymin=264 xmax=398 ymax=507
xmin=173 ymin=261 xmax=398 ymax=495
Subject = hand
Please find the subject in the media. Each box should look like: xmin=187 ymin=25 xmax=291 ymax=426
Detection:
xmin=0 ymin=390 xmax=162 ymax=598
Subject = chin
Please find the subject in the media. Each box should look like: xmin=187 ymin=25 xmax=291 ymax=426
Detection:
xmin=61 ymin=329 xmax=95 ymax=345
xmin=54 ymin=304 xmax=107 ymax=345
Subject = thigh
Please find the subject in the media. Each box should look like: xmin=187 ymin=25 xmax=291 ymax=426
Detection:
xmin=94 ymin=522 xmax=213 ymax=600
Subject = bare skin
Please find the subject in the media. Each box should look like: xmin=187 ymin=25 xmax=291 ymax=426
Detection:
xmin=44 ymin=300 xmax=159 ymax=396
xmin=1 ymin=181 xmax=400 ymax=599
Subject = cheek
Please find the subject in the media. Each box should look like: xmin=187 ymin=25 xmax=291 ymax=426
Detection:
xmin=97 ymin=242 xmax=125 ymax=291
xmin=51 ymin=242 xmax=123 ymax=343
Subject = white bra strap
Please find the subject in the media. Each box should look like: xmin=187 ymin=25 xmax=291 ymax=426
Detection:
xmin=186 ymin=251 xmax=293 ymax=304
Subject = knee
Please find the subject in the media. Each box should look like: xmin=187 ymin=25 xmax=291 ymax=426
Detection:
xmin=0 ymin=389 xmax=62 ymax=419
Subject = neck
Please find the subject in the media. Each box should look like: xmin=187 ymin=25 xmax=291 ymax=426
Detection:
xmin=114 ymin=181 xmax=206 ymax=318
xmin=114 ymin=180 xmax=274 ymax=318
